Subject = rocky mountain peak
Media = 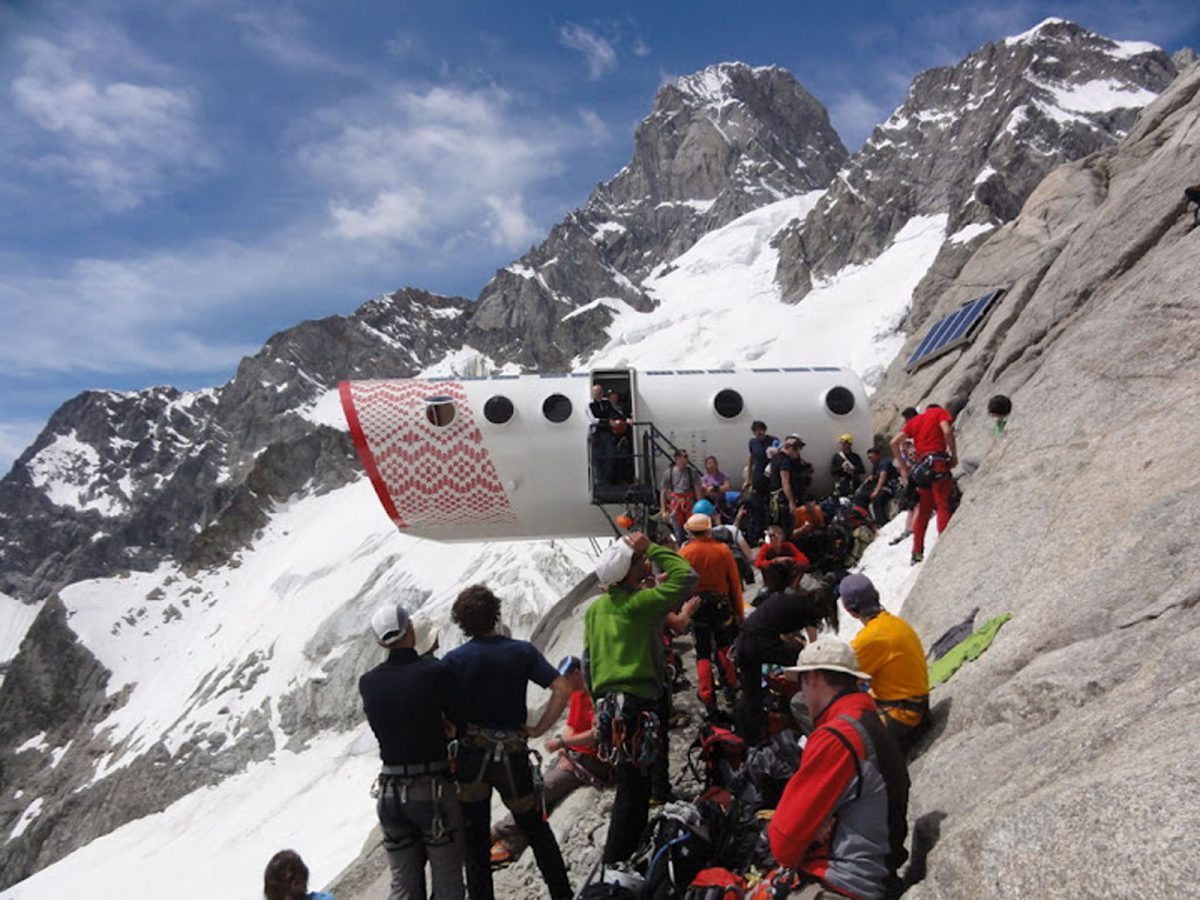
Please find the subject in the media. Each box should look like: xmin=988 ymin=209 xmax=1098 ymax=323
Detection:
xmin=465 ymin=62 xmax=847 ymax=369
xmin=774 ymin=18 xmax=1178 ymax=311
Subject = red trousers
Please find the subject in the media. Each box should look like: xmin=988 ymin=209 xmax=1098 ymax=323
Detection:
xmin=913 ymin=476 xmax=954 ymax=554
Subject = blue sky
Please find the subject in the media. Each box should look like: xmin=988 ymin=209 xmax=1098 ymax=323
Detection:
xmin=1 ymin=0 xmax=1198 ymax=472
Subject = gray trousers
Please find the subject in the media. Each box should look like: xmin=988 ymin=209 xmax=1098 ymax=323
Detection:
xmin=377 ymin=774 xmax=464 ymax=900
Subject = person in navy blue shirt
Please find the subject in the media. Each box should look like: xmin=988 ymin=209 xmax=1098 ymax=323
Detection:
xmin=858 ymin=446 xmax=899 ymax=526
xmin=744 ymin=420 xmax=779 ymax=545
xmin=443 ymin=585 xmax=573 ymax=900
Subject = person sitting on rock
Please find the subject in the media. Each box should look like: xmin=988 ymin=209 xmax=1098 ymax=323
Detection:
xmin=769 ymin=638 xmax=909 ymax=900
xmin=790 ymin=499 xmax=828 ymax=565
xmin=701 ymin=454 xmax=735 ymax=516
xmin=680 ymin=512 xmax=744 ymax=715
xmin=830 ymin=434 xmax=866 ymax=499
xmin=754 ymin=523 xmax=810 ymax=576
xmin=840 ymin=574 xmax=929 ymax=753
xmin=489 ymin=655 xmax=612 ymax=869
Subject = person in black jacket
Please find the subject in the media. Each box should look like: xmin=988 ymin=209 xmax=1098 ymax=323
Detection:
xmin=733 ymin=561 xmax=836 ymax=745
xmin=830 ymin=434 xmax=866 ymax=499
xmin=359 ymin=604 xmax=464 ymax=900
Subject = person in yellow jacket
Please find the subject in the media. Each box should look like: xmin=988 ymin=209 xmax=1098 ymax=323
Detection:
xmin=840 ymin=573 xmax=929 ymax=752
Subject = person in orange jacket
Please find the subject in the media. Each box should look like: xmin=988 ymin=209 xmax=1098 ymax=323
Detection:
xmin=679 ymin=512 xmax=743 ymax=714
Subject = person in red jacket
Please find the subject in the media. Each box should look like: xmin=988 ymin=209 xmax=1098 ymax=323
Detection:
xmin=754 ymin=523 xmax=808 ymax=568
xmin=769 ymin=638 xmax=910 ymax=900
xmin=890 ymin=403 xmax=957 ymax=564
xmin=680 ymin=512 xmax=744 ymax=714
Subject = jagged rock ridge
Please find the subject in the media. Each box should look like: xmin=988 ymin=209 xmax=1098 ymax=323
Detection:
xmin=774 ymin=18 xmax=1178 ymax=325
xmin=867 ymin=61 xmax=1200 ymax=897
xmin=466 ymin=62 xmax=849 ymax=368
xmin=0 ymin=288 xmax=470 ymax=601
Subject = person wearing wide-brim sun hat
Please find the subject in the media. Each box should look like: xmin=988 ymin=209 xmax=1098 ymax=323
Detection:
xmin=769 ymin=636 xmax=911 ymax=900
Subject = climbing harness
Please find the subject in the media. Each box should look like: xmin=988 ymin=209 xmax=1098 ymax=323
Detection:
xmin=595 ymin=693 xmax=661 ymax=767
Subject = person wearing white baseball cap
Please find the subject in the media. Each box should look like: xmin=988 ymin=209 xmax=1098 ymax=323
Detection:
xmin=359 ymin=603 xmax=464 ymax=900
xmin=585 ymin=531 xmax=697 ymax=865
xmin=769 ymin=636 xmax=910 ymax=900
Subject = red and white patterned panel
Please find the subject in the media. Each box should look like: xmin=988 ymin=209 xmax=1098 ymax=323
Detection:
xmin=340 ymin=380 xmax=516 ymax=529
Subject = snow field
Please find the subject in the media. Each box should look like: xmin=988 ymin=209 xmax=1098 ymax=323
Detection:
xmin=586 ymin=193 xmax=949 ymax=389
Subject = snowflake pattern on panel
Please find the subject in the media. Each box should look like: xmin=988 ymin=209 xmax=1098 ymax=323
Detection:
xmin=341 ymin=380 xmax=516 ymax=528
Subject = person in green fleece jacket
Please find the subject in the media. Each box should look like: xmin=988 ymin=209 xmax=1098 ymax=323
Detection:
xmin=585 ymin=532 xmax=697 ymax=864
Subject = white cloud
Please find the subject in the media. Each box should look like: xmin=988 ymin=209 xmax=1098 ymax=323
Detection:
xmin=579 ymin=108 xmax=611 ymax=142
xmin=299 ymin=82 xmax=587 ymax=252
xmin=828 ymin=89 xmax=893 ymax=149
xmin=558 ymin=24 xmax=617 ymax=79
xmin=233 ymin=8 xmax=361 ymax=76
xmin=9 ymin=34 xmax=215 ymax=211
xmin=631 ymin=37 xmax=651 ymax=58
xmin=482 ymin=194 xmax=540 ymax=249
xmin=331 ymin=188 xmax=427 ymax=240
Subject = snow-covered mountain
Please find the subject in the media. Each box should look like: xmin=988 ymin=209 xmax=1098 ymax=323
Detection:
xmin=465 ymin=62 xmax=850 ymax=370
xmin=0 ymin=19 xmax=1191 ymax=897
xmin=775 ymin=17 xmax=1178 ymax=325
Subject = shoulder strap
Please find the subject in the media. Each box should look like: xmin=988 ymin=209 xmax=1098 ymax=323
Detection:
xmin=819 ymin=719 xmax=864 ymax=801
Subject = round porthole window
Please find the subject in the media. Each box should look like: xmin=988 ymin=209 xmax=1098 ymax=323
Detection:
xmin=824 ymin=386 xmax=856 ymax=416
xmin=713 ymin=388 xmax=744 ymax=419
xmin=543 ymin=394 xmax=573 ymax=423
xmin=424 ymin=396 xmax=456 ymax=427
xmin=484 ymin=395 xmax=514 ymax=424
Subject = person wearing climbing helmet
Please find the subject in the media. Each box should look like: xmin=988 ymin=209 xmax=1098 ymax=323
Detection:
xmin=831 ymin=434 xmax=866 ymax=499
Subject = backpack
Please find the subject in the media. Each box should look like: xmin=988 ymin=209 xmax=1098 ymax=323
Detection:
xmin=639 ymin=801 xmax=721 ymax=900
xmin=711 ymin=527 xmax=754 ymax=584
xmin=687 ymin=723 xmax=747 ymax=789
xmin=684 ymin=867 xmax=746 ymax=900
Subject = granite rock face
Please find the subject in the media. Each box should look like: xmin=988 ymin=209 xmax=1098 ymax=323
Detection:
xmin=775 ymin=18 xmax=1178 ymax=320
xmin=466 ymin=62 xmax=848 ymax=369
xmin=870 ymin=62 xmax=1200 ymax=897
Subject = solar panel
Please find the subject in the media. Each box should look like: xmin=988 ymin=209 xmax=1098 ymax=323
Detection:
xmin=906 ymin=288 xmax=1006 ymax=371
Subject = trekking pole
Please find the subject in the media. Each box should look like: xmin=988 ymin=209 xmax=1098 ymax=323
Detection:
xmin=572 ymin=851 xmax=604 ymax=900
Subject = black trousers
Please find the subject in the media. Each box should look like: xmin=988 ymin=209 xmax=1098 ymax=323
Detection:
xmin=600 ymin=696 xmax=659 ymax=865
xmin=456 ymin=741 xmax=572 ymax=900
xmin=734 ymin=632 xmax=801 ymax=746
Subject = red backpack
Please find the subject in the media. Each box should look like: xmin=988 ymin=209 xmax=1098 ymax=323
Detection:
xmin=685 ymin=867 xmax=746 ymax=900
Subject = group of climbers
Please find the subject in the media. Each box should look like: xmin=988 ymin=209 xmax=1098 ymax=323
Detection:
xmin=327 ymin=399 xmax=1002 ymax=900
